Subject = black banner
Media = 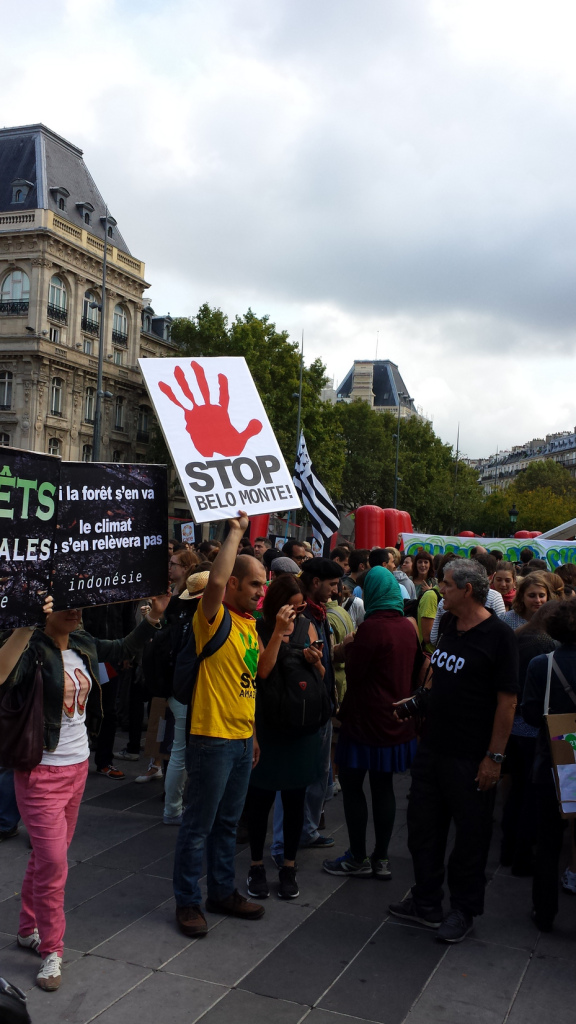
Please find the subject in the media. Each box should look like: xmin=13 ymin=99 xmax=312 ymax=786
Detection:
xmin=51 ymin=463 xmax=168 ymax=609
xmin=0 ymin=449 xmax=60 ymax=628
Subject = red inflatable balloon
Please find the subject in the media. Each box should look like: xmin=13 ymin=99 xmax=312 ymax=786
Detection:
xmin=355 ymin=506 xmax=386 ymax=549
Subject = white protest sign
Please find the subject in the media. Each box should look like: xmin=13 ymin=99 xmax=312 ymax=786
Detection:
xmin=139 ymin=357 xmax=301 ymax=524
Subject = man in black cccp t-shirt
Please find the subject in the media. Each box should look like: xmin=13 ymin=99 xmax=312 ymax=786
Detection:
xmin=389 ymin=559 xmax=519 ymax=943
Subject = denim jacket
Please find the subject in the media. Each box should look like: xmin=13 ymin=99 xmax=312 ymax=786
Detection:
xmin=2 ymin=617 xmax=157 ymax=753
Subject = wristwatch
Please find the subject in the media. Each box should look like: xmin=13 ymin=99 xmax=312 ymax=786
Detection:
xmin=486 ymin=750 xmax=506 ymax=764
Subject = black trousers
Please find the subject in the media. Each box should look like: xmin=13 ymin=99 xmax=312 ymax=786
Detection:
xmin=245 ymin=785 xmax=306 ymax=862
xmin=500 ymin=734 xmax=537 ymax=869
xmin=339 ymin=766 xmax=396 ymax=862
xmin=94 ymin=677 xmax=120 ymax=770
xmin=532 ymin=782 xmax=567 ymax=926
xmin=407 ymin=745 xmax=496 ymax=917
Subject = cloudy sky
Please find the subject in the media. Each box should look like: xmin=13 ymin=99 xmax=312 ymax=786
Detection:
xmin=3 ymin=0 xmax=576 ymax=458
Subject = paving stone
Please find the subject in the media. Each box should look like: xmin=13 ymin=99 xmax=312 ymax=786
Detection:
xmin=403 ymin=938 xmax=528 ymax=1024
xmin=240 ymin=906 xmax=379 ymax=1006
xmin=87 ymin=967 xmax=227 ymax=1024
xmin=533 ymin=892 xmax=576 ymax=961
xmin=67 ymin=806 xmax=156 ymax=862
xmin=305 ymin=1011 xmax=382 ymax=1024
xmin=0 ymin=849 xmax=31 ymax=903
xmin=507 ymin=953 xmax=576 ymax=1023
xmin=93 ymin=899 xmax=194 ymax=969
xmin=87 ymin=821 xmax=178 ymax=873
xmin=63 ymin=872 xmax=174 ymax=952
xmin=195 ymin=988 xmax=308 ymax=1024
xmin=64 ymin=861 xmax=134 ymax=911
xmin=164 ymin=896 xmax=313 ymax=985
xmin=24 ymin=954 xmax=150 ymax=1024
xmin=320 ymin=857 xmax=414 ymax=922
xmin=477 ymin=871 xmax=539 ymax=951
xmin=82 ymin=780 xmax=161 ymax=812
xmin=317 ymin=920 xmax=445 ymax=1024
xmin=0 ymin=929 xmax=15 ymax=949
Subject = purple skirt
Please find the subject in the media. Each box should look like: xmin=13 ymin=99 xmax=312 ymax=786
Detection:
xmin=336 ymin=735 xmax=418 ymax=773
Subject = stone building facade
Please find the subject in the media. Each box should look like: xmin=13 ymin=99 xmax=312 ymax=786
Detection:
xmin=0 ymin=123 xmax=187 ymax=519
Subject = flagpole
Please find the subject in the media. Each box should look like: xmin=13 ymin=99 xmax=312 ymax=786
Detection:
xmin=287 ymin=331 xmax=304 ymax=542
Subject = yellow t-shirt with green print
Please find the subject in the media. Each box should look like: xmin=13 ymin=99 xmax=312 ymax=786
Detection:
xmin=189 ymin=599 xmax=258 ymax=739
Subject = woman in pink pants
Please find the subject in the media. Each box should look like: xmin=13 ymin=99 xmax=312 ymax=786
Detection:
xmin=0 ymin=593 xmax=169 ymax=992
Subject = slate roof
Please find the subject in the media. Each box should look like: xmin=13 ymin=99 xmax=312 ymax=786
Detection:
xmin=337 ymin=360 xmax=416 ymax=411
xmin=0 ymin=123 xmax=131 ymax=254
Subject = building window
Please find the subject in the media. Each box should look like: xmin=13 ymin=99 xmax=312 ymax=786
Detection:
xmin=112 ymin=450 xmax=122 ymax=463
xmin=143 ymin=314 xmax=151 ymax=332
xmin=82 ymin=444 xmax=93 ymax=463
xmin=82 ymin=292 xmax=100 ymax=335
xmin=0 ymin=371 xmax=13 ymax=410
xmin=0 ymin=270 xmax=30 ymax=314
xmin=84 ymin=212 xmax=90 ymax=225
xmin=58 ymin=197 xmax=65 ymax=210
xmin=163 ymin=322 xmax=171 ymax=341
xmin=49 ymin=327 xmax=60 ymax=343
xmin=85 ymin=387 xmax=95 ymax=423
xmin=113 ymin=348 xmax=123 ymax=366
xmin=48 ymin=438 xmax=61 ymax=457
xmin=0 ymin=433 xmax=10 ymax=446
xmin=137 ymin=404 xmax=150 ymax=443
xmin=83 ymin=338 xmax=93 ymax=355
xmin=48 ymin=275 xmax=67 ymax=323
xmin=112 ymin=304 xmax=128 ymax=345
xmin=50 ymin=377 xmax=63 ymax=415
xmin=108 ymin=226 xmax=113 ymax=237
xmin=14 ymin=190 xmax=22 ymax=203
xmin=11 ymin=180 xmax=31 ymax=204
xmin=114 ymin=396 xmax=124 ymax=430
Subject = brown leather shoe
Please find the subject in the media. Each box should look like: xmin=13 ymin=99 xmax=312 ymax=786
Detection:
xmin=175 ymin=904 xmax=208 ymax=937
xmin=205 ymin=889 xmax=265 ymax=919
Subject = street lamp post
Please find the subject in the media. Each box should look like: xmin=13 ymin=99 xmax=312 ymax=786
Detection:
xmin=393 ymin=392 xmax=411 ymax=509
xmin=508 ymin=502 xmax=519 ymax=536
xmin=92 ymin=208 xmax=109 ymax=462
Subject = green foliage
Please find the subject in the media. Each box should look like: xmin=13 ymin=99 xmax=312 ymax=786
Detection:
xmin=514 ymin=459 xmax=576 ymax=497
xmin=169 ymin=304 xmax=344 ymax=499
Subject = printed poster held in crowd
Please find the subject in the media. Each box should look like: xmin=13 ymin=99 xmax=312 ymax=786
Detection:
xmin=139 ymin=356 xmax=301 ymax=523
xmin=0 ymin=450 xmax=168 ymax=626
xmin=0 ymin=448 xmax=60 ymax=628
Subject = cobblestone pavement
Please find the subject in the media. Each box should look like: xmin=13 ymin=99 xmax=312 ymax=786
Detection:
xmin=0 ymin=742 xmax=574 ymax=1024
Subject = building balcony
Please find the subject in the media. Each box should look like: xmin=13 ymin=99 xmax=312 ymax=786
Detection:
xmin=112 ymin=330 xmax=128 ymax=346
xmin=0 ymin=300 xmax=29 ymax=316
xmin=47 ymin=303 xmax=67 ymax=324
xmin=81 ymin=316 xmax=99 ymax=335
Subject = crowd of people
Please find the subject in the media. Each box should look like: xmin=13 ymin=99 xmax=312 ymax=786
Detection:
xmin=1 ymin=526 xmax=576 ymax=992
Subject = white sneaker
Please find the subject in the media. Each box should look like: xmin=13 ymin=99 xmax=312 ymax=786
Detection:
xmin=135 ymin=760 xmax=163 ymax=783
xmin=37 ymin=952 xmax=62 ymax=991
xmin=561 ymin=867 xmax=576 ymax=894
xmin=332 ymin=777 xmax=341 ymax=795
xmin=17 ymin=928 xmax=41 ymax=953
xmin=114 ymin=748 xmax=139 ymax=761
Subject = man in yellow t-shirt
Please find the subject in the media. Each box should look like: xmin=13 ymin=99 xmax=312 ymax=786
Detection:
xmin=173 ymin=513 xmax=267 ymax=938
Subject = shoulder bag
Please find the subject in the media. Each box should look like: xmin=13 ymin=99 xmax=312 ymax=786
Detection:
xmin=0 ymin=656 xmax=44 ymax=772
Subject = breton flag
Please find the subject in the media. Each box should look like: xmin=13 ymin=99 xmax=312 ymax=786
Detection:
xmin=293 ymin=432 xmax=340 ymax=553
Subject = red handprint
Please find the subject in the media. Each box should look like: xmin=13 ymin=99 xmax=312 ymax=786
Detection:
xmin=158 ymin=361 xmax=263 ymax=458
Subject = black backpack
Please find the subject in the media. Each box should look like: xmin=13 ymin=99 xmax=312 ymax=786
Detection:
xmin=141 ymin=610 xmax=194 ymax=699
xmin=256 ymin=617 xmax=331 ymax=736
xmin=172 ymin=607 xmax=232 ymax=708
xmin=403 ymin=586 xmax=442 ymax=622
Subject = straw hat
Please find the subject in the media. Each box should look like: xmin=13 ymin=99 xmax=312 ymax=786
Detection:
xmin=179 ymin=570 xmax=210 ymax=601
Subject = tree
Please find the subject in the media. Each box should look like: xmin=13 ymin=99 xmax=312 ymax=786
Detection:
xmin=169 ymin=305 xmax=344 ymax=498
xmin=514 ymin=459 xmax=576 ymax=497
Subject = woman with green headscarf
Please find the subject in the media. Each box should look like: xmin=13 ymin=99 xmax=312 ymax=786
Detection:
xmin=323 ymin=567 xmax=419 ymax=880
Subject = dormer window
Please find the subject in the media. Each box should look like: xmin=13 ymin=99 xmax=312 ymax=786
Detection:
xmin=50 ymin=186 xmax=70 ymax=212
xmin=11 ymin=179 xmax=33 ymax=204
xmin=76 ymin=201 xmax=94 ymax=226
xmin=100 ymin=215 xmax=117 ymax=240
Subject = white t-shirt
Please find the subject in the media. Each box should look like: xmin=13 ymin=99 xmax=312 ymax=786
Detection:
xmin=41 ymin=649 xmax=92 ymax=766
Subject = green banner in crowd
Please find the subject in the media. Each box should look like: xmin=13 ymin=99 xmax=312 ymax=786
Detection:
xmin=401 ymin=533 xmax=576 ymax=570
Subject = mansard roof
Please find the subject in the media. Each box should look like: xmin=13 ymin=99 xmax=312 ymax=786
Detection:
xmin=0 ymin=123 xmax=131 ymax=254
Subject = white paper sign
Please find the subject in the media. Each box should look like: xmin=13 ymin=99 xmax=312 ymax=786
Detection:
xmin=139 ymin=357 xmax=301 ymax=524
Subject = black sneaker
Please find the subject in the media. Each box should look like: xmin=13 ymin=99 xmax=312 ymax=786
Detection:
xmin=278 ymin=865 xmax=299 ymax=899
xmin=246 ymin=864 xmax=270 ymax=899
xmin=388 ymin=896 xmax=443 ymax=929
xmin=437 ymin=909 xmax=473 ymax=943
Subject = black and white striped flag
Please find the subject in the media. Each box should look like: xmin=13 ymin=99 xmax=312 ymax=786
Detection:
xmin=293 ymin=432 xmax=340 ymax=554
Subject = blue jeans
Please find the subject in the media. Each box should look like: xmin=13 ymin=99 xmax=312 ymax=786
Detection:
xmin=271 ymin=720 xmax=333 ymax=855
xmin=0 ymin=768 xmax=20 ymax=832
xmin=164 ymin=697 xmax=188 ymax=819
xmin=173 ymin=735 xmax=253 ymax=907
